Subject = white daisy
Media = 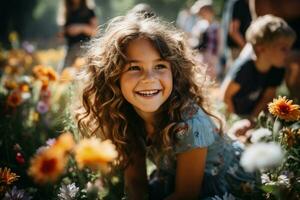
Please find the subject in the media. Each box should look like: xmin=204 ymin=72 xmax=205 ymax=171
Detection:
xmin=240 ymin=142 xmax=284 ymax=172
xmin=57 ymin=183 xmax=79 ymax=200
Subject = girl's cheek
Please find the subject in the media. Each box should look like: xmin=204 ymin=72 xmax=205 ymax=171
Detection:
xmin=124 ymin=72 xmax=141 ymax=79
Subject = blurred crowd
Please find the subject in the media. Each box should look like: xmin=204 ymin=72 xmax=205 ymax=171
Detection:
xmin=175 ymin=0 xmax=300 ymax=139
xmin=176 ymin=1 xmax=299 ymax=108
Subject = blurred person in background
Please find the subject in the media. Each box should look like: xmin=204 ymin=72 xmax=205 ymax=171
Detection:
xmin=254 ymin=0 xmax=300 ymax=102
xmin=222 ymin=15 xmax=295 ymax=124
xmin=226 ymin=0 xmax=252 ymax=60
xmin=218 ymin=0 xmax=253 ymax=80
xmin=57 ymin=0 xmax=98 ymax=71
xmin=189 ymin=0 xmax=220 ymax=80
xmin=176 ymin=3 xmax=198 ymax=37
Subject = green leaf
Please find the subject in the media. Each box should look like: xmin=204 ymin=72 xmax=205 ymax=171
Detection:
xmin=261 ymin=185 xmax=281 ymax=199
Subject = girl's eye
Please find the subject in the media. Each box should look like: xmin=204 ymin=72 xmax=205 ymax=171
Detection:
xmin=155 ymin=64 xmax=167 ymax=69
xmin=128 ymin=66 xmax=140 ymax=71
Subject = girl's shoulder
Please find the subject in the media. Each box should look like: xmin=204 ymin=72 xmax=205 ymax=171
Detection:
xmin=181 ymin=104 xmax=216 ymax=127
xmin=174 ymin=105 xmax=219 ymax=154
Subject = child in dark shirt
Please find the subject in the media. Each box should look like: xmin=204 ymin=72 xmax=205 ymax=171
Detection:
xmin=222 ymin=15 xmax=296 ymax=119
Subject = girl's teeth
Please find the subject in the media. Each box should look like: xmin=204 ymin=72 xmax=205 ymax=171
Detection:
xmin=137 ymin=90 xmax=159 ymax=96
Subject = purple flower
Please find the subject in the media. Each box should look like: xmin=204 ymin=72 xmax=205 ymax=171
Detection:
xmin=36 ymin=101 xmax=49 ymax=114
xmin=22 ymin=41 xmax=35 ymax=53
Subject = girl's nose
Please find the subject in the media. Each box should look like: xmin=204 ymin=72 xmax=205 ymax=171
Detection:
xmin=141 ymin=69 xmax=156 ymax=83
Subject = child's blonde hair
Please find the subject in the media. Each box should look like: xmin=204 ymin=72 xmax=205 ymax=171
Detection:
xmin=76 ymin=15 xmax=218 ymax=167
xmin=246 ymin=15 xmax=296 ymax=46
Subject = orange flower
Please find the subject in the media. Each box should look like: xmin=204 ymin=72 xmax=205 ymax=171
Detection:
xmin=7 ymin=90 xmax=22 ymax=107
xmin=19 ymin=83 xmax=30 ymax=92
xmin=32 ymin=65 xmax=58 ymax=82
xmin=53 ymin=132 xmax=75 ymax=153
xmin=0 ymin=167 xmax=19 ymax=185
xmin=46 ymin=68 xmax=58 ymax=81
xmin=28 ymin=147 xmax=67 ymax=184
xmin=75 ymin=139 xmax=118 ymax=171
xmin=268 ymin=96 xmax=300 ymax=121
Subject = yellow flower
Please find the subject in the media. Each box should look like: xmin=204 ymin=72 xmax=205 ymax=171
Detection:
xmin=9 ymin=31 xmax=18 ymax=43
xmin=282 ymin=128 xmax=296 ymax=148
xmin=0 ymin=167 xmax=19 ymax=185
xmin=4 ymin=80 xmax=18 ymax=90
xmin=53 ymin=132 xmax=75 ymax=153
xmin=75 ymin=139 xmax=118 ymax=171
xmin=28 ymin=147 xmax=67 ymax=184
xmin=268 ymin=96 xmax=300 ymax=121
xmin=29 ymin=110 xmax=39 ymax=122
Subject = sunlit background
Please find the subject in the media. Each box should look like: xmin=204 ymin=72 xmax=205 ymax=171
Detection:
xmin=0 ymin=0 xmax=224 ymax=49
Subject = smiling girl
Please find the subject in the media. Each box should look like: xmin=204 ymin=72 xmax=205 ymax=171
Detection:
xmin=76 ymin=14 xmax=261 ymax=200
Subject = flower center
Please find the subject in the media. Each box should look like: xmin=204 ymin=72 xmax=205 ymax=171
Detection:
xmin=41 ymin=158 xmax=57 ymax=174
xmin=279 ymin=104 xmax=290 ymax=115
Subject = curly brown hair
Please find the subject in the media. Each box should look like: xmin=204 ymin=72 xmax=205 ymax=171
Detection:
xmin=76 ymin=15 xmax=220 ymax=167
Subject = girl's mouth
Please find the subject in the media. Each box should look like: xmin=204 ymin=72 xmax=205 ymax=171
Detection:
xmin=135 ymin=89 xmax=161 ymax=97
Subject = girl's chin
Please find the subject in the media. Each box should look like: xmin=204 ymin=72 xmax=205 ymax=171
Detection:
xmin=134 ymin=105 xmax=161 ymax=115
xmin=136 ymin=107 xmax=160 ymax=113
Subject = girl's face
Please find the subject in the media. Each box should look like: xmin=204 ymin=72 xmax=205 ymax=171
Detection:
xmin=120 ymin=38 xmax=173 ymax=120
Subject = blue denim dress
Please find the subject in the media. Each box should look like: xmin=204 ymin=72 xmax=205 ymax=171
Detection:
xmin=148 ymin=106 xmax=261 ymax=200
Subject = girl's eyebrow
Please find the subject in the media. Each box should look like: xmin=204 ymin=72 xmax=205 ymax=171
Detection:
xmin=127 ymin=58 xmax=166 ymax=63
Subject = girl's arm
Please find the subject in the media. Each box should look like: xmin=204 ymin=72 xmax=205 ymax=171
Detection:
xmin=124 ymin=150 xmax=148 ymax=200
xmin=165 ymin=147 xmax=208 ymax=200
